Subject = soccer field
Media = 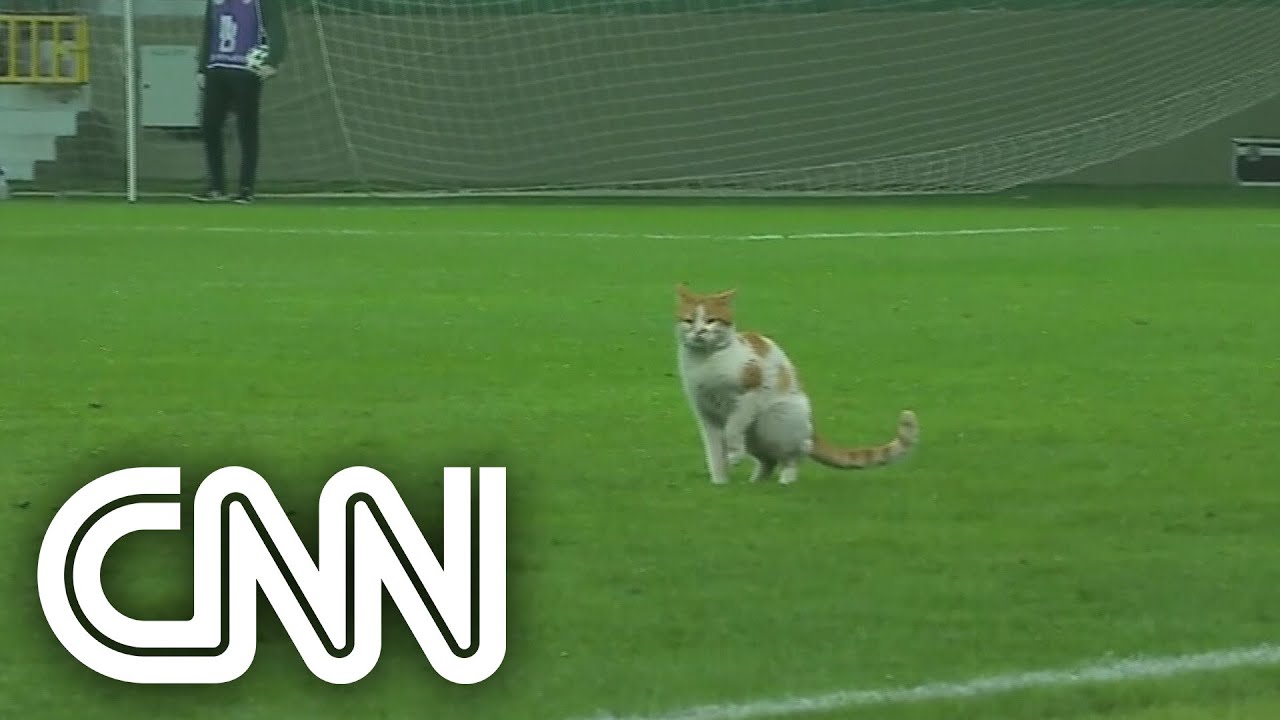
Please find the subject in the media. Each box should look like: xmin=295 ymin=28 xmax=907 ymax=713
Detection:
xmin=2 ymin=192 xmax=1278 ymax=720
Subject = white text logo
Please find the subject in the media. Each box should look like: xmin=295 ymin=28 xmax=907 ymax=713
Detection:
xmin=37 ymin=465 xmax=506 ymax=685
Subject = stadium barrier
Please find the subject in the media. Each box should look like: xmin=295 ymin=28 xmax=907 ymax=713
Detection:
xmin=0 ymin=13 xmax=89 ymax=85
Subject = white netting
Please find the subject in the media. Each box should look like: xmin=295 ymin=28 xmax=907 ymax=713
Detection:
xmin=30 ymin=0 xmax=1280 ymax=195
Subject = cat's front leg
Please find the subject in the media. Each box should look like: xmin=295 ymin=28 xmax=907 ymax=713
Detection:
xmin=722 ymin=394 xmax=758 ymax=467
xmin=696 ymin=417 xmax=731 ymax=484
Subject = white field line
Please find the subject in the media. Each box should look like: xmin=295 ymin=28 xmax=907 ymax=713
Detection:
xmin=573 ymin=643 xmax=1280 ymax=720
xmin=5 ymin=224 xmax=1101 ymax=242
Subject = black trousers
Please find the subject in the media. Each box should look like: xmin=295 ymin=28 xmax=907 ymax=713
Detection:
xmin=200 ymin=67 xmax=263 ymax=194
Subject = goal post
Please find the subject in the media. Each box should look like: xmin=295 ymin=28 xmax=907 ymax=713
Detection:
xmin=20 ymin=0 xmax=1280 ymax=198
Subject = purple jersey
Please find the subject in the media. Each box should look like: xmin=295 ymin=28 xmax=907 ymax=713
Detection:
xmin=206 ymin=0 xmax=266 ymax=70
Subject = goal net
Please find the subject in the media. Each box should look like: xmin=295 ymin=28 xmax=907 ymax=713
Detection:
xmin=25 ymin=0 xmax=1280 ymax=197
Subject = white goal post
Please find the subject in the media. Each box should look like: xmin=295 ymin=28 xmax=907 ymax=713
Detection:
xmin=12 ymin=0 xmax=1280 ymax=198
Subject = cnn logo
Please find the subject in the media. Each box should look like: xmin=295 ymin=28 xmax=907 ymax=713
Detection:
xmin=37 ymin=465 xmax=506 ymax=685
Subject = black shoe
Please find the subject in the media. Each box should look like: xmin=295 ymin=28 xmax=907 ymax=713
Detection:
xmin=233 ymin=192 xmax=255 ymax=205
xmin=191 ymin=190 xmax=228 ymax=202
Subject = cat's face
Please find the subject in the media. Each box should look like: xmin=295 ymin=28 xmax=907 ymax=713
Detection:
xmin=675 ymin=284 xmax=736 ymax=351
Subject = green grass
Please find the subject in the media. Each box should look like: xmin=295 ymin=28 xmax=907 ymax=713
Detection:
xmin=2 ymin=195 xmax=1278 ymax=720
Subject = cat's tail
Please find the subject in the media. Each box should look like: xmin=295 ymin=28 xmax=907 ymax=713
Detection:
xmin=807 ymin=410 xmax=919 ymax=470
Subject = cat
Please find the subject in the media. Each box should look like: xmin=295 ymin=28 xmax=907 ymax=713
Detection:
xmin=674 ymin=284 xmax=918 ymax=485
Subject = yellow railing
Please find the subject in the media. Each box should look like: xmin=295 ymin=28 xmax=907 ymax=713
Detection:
xmin=0 ymin=14 xmax=89 ymax=85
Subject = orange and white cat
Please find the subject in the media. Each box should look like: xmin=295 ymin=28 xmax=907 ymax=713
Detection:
xmin=674 ymin=284 xmax=918 ymax=485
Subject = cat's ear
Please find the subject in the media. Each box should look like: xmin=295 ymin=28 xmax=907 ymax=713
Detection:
xmin=676 ymin=283 xmax=695 ymax=298
xmin=711 ymin=288 xmax=737 ymax=301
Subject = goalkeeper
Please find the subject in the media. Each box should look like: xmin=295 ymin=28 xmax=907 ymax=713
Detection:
xmin=191 ymin=0 xmax=288 ymax=204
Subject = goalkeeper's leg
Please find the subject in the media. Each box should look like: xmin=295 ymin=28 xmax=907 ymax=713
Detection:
xmin=231 ymin=71 xmax=265 ymax=203
xmin=194 ymin=70 xmax=233 ymax=201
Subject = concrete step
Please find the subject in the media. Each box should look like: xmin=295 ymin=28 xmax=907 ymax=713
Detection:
xmin=0 ymin=108 xmax=80 ymax=136
xmin=0 ymin=84 xmax=91 ymax=112
xmin=1 ymin=139 xmax=60 ymax=182
xmin=1 ymin=161 xmax=37 ymax=182
xmin=0 ymin=134 xmax=58 ymax=158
